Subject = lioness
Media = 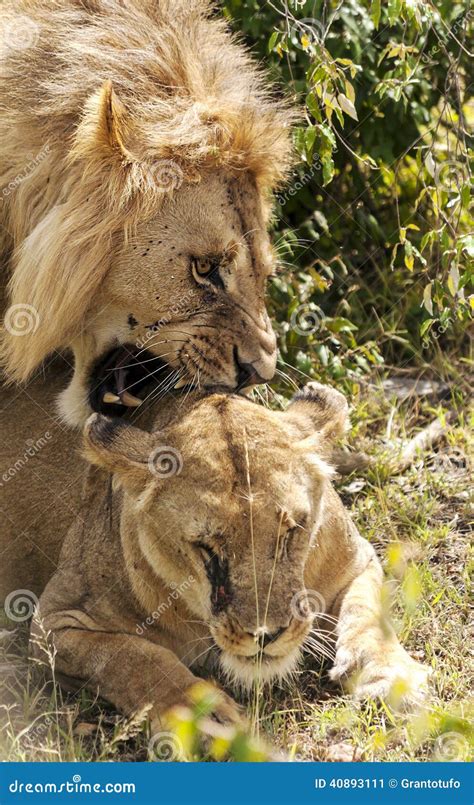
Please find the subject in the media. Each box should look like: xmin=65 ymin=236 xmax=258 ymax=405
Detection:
xmin=1 ymin=0 xmax=293 ymax=426
xmin=33 ymin=384 xmax=429 ymax=729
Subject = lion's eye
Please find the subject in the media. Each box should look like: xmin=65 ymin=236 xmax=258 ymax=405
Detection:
xmin=190 ymin=256 xmax=224 ymax=290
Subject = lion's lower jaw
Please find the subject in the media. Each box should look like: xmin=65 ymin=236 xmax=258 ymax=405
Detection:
xmin=57 ymin=376 xmax=92 ymax=428
xmin=219 ymin=647 xmax=302 ymax=691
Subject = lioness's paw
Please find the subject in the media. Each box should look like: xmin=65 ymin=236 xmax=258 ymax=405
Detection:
xmin=186 ymin=681 xmax=244 ymax=727
xmin=331 ymin=650 xmax=431 ymax=710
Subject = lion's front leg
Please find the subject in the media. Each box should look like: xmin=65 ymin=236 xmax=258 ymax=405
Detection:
xmin=329 ymin=558 xmax=430 ymax=708
xmin=31 ymin=622 xmax=241 ymax=731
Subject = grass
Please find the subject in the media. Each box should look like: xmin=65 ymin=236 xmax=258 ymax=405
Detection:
xmin=0 ymin=371 xmax=472 ymax=763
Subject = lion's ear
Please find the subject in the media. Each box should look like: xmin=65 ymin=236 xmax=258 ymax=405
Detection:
xmin=286 ymin=382 xmax=349 ymax=443
xmin=71 ymin=79 xmax=134 ymax=163
xmin=83 ymin=414 xmax=156 ymax=489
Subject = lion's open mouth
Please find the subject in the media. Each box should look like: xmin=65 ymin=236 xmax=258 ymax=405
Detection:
xmin=88 ymin=344 xmax=190 ymax=415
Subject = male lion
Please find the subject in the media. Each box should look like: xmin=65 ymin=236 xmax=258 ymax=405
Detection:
xmin=0 ymin=0 xmax=292 ymax=426
xmin=33 ymin=383 xmax=429 ymax=730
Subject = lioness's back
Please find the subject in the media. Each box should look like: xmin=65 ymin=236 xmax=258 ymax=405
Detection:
xmin=0 ymin=358 xmax=84 ymax=598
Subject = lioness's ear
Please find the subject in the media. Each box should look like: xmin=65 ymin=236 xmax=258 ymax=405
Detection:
xmin=83 ymin=414 xmax=156 ymax=488
xmin=71 ymin=79 xmax=134 ymax=163
xmin=286 ymin=382 xmax=349 ymax=443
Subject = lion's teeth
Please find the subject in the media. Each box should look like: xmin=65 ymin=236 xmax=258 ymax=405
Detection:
xmin=174 ymin=378 xmax=188 ymax=389
xmin=120 ymin=391 xmax=142 ymax=407
xmin=103 ymin=392 xmax=121 ymax=404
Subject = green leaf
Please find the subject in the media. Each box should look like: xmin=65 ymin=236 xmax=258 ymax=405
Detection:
xmin=371 ymin=0 xmax=381 ymax=29
xmin=267 ymin=30 xmax=279 ymax=53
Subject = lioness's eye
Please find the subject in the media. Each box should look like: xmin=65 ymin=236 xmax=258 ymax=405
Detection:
xmin=194 ymin=541 xmax=215 ymax=563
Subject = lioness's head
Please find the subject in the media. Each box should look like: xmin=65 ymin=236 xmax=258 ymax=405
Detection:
xmin=84 ymin=382 xmax=349 ymax=687
xmin=1 ymin=1 xmax=295 ymax=427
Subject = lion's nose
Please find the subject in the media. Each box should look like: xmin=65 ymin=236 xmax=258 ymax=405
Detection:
xmin=250 ymin=626 xmax=287 ymax=649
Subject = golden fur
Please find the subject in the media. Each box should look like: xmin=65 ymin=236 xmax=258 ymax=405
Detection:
xmin=33 ymin=384 xmax=429 ymax=730
xmin=0 ymin=0 xmax=294 ymax=424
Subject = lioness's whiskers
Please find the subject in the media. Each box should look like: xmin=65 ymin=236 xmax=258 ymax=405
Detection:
xmin=303 ymin=635 xmax=336 ymax=662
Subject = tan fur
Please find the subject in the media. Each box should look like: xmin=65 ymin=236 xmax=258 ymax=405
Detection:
xmin=33 ymin=383 xmax=429 ymax=730
xmin=0 ymin=1 xmax=295 ymax=424
xmin=0 ymin=356 xmax=87 ymax=599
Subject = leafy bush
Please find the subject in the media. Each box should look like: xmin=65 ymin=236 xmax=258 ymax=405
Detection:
xmin=224 ymin=0 xmax=473 ymax=388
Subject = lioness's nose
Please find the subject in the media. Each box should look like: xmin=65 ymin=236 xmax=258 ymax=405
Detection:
xmin=235 ymin=356 xmax=267 ymax=387
xmin=234 ymin=344 xmax=276 ymax=387
xmin=250 ymin=626 xmax=287 ymax=649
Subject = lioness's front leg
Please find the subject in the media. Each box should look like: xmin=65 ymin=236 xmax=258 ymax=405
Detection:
xmin=32 ymin=624 xmax=240 ymax=731
xmin=329 ymin=557 xmax=430 ymax=707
